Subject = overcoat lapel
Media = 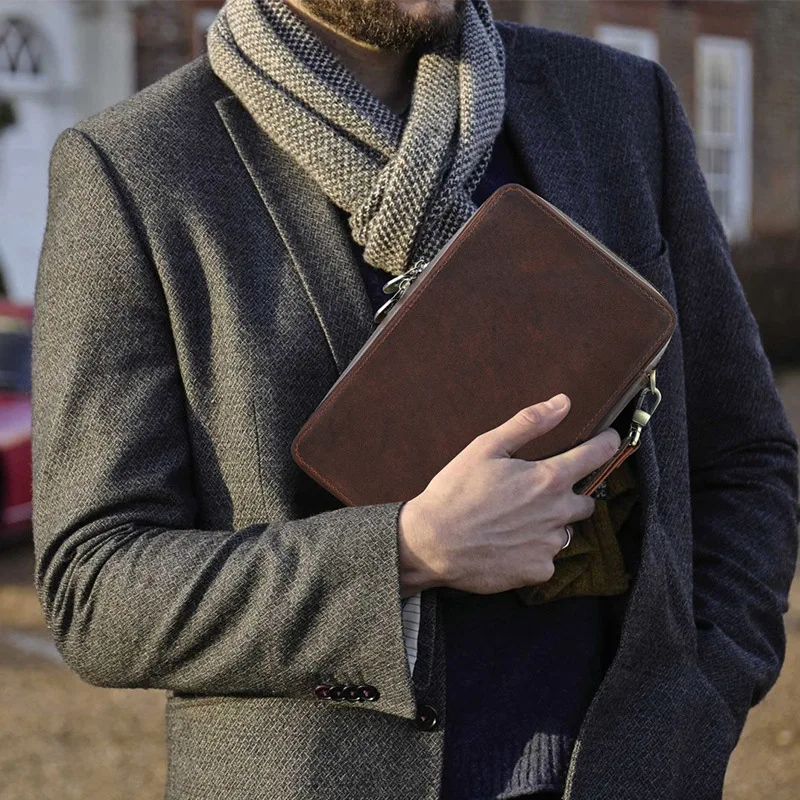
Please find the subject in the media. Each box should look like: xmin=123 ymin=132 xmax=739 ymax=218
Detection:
xmin=498 ymin=25 xmax=603 ymax=244
xmin=215 ymin=93 xmax=377 ymax=375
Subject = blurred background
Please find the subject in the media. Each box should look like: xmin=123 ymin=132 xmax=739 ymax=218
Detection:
xmin=0 ymin=1 xmax=798 ymax=798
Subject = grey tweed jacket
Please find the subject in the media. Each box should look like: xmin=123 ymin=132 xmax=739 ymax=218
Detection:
xmin=32 ymin=20 xmax=800 ymax=800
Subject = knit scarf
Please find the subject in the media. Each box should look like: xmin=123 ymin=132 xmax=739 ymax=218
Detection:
xmin=206 ymin=0 xmax=506 ymax=277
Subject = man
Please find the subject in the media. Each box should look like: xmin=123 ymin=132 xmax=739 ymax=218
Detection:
xmin=31 ymin=0 xmax=799 ymax=799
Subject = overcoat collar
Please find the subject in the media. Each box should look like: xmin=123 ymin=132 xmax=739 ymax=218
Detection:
xmin=214 ymin=22 xmax=603 ymax=376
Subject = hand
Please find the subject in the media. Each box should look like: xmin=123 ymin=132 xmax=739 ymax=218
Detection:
xmin=397 ymin=393 xmax=622 ymax=597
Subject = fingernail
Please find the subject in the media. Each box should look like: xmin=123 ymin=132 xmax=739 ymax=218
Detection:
xmin=547 ymin=393 xmax=568 ymax=410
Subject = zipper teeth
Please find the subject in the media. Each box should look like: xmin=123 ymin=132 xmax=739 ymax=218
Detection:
xmin=533 ymin=194 xmax=669 ymax=301
xmin=375 ymin=216 xmax=472 ymax=322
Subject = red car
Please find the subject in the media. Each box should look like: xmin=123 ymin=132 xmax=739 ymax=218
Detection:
xmin=0 ymin=300 xmax=33 ymax=543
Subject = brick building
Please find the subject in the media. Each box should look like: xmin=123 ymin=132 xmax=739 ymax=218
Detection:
xmin=522 ymin=0 xmax=800 ymax=244
xmin=512 ymin=0 xmax=800 ymax=363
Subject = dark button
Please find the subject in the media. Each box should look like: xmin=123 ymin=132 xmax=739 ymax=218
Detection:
xmin=359 ymin=684 xmax=380 ymax=702
xmin=343 ymin=685 xmax=361 ymax=702
xmin=329 ymin=684 xmax=345 ymax=700
xmin=415 ymin=703 xmax=438 ymax=731
xmin=314 ymin=684 xmax=332 ymax=700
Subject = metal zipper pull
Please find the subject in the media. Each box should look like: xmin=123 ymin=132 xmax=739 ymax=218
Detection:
xmin=575 ymin=369 xmax=662 ymax=496
xmin=628 ymin=368 xmax=662 ymax=447
xmin=373 ymin=258 xmax=429 ymax=325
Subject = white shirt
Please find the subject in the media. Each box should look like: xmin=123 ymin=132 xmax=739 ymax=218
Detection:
xmin=401 ymin=591 xmax=422 ymax=677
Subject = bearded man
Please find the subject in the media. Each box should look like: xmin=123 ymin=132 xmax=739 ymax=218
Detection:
xmin=31 ymin=1 xmax=799 ymax=799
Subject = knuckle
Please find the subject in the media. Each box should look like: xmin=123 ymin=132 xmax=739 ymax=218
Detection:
xmin=549 ymin=464 xmax=569 ymax=492
xmin=603 ymin=430 xmax=621 ymax=458
xmin=469 ymin=430 xmax=497 ymax=458
xmin=469 ymin=430 xmax=490 ymax=452
xmin=534 ymin=462 xmax=564 ymax=493
xmin=518 ymin=407 xmax=541 ymax=427
xmin=546 ymin=530 xmax=567 ymax=552
xmin=573 ymin=494 xmax=597 ymax=519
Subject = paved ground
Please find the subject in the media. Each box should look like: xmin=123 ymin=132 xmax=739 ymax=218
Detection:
xmin=1 ymin=369 xmax=799 ymax=799
xmin=0 ymin=548 xmax=165 ymax=799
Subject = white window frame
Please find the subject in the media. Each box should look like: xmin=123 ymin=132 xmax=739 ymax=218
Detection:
xmin=0 ymin=15 xmax=52 ymax=94
xmin=694 ymin=35 xmax=753 ymax=242
xmin=594 ymin=23 xmax=659 ymax=62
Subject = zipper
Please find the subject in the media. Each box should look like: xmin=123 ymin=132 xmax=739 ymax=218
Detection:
xmin=574 ymin=368 xmax=663 ymax=497
xmin=373 ymin=258 xmax=429 ymax=325
xmin=319 ymin=216 xmax=475 ymax=401
xmin=374 ymin=189 xmax=672 ymax=328
xmin=588 ymin=332 xmax=671 ymax=437
xmin=372 ymin=210 xmax=476 ymax=326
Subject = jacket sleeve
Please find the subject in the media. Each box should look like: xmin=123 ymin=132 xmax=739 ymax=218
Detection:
xmin=653 ymin=62 xmax=800 ymax=736
xmin=31 ymin=126 xmax=418 ymax=721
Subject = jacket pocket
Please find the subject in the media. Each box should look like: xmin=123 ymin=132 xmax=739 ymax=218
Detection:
xmin=627 ymin=235 xmax=670 ymax=275
xmin=578 ymin=659 xmax=740 ymax=799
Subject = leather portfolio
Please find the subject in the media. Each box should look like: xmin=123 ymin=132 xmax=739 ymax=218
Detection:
xmin=291 ymin=183 xmax=677 ymax=507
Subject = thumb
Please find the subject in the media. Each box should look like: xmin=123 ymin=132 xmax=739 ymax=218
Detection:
xmin=480 ymin=394 xmax=570 ymax=457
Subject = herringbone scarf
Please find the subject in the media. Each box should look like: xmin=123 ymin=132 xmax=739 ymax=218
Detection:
xmin=206 ymin=0 xmax=506 ymax=277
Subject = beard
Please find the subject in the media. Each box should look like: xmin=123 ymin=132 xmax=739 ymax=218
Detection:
xmin=290 ymin=0 xmax=466 ymax=51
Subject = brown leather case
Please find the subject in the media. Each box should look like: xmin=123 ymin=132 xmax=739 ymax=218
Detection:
xmin=291 ymin=183 xmax=677 ymax=507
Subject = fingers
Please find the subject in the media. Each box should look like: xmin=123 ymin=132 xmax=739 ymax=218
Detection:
xmin=541 ymin=500 xmax=594 ymax=559
xmin=541 ymin=491 xmax=596 ymax=535
xmin=534 ymin=426 xmax=622 ymax=491
xmin=563 ymin=492 xmax=597 ymax=523
xmin=476 ymin=393 xmax=571 ymax=458
xmin=535 ymin=521 xmax=579 ymax=562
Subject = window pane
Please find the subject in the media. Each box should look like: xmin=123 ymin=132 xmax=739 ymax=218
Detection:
xmin=0 ymin=17 xmax=46 ymax=77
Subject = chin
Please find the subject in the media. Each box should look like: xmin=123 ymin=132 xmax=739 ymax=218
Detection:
xmin=396 ymin=0 xmax=458 ymax=19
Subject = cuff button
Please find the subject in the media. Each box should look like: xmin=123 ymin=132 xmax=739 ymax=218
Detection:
xmin=329 ymin=684 xmax=345 ymax=701
xmin=360 ymin=684 xmax=380 ymax=701
xmin=343 ymin=685 xmax=361 ymax=702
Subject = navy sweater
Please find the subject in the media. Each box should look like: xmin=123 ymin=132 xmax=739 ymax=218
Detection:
xmin=337 ymin=123 xmax=612 ymax=799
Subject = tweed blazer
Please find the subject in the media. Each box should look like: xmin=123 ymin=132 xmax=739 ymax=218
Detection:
xmin=32 ymin=20 xmax=800 ymax=800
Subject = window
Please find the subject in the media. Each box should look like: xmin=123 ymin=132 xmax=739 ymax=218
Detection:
xmin=594 ymin=24 xmax=659 ymax=62
xmin=695 ymin=35 xmax=752 ymax=241
xmin=0 ymin=17 xmax=47 ymax=78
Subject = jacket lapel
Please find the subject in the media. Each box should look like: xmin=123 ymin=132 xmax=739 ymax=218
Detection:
xmin=215 ymin=93 xmax=377 ymax=375
xmin=498 ymin=24 xmax=603 ymax=241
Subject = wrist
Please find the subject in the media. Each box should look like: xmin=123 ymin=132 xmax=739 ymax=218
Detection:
xmin=397 ymin=498 xmax=440 ymax=597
